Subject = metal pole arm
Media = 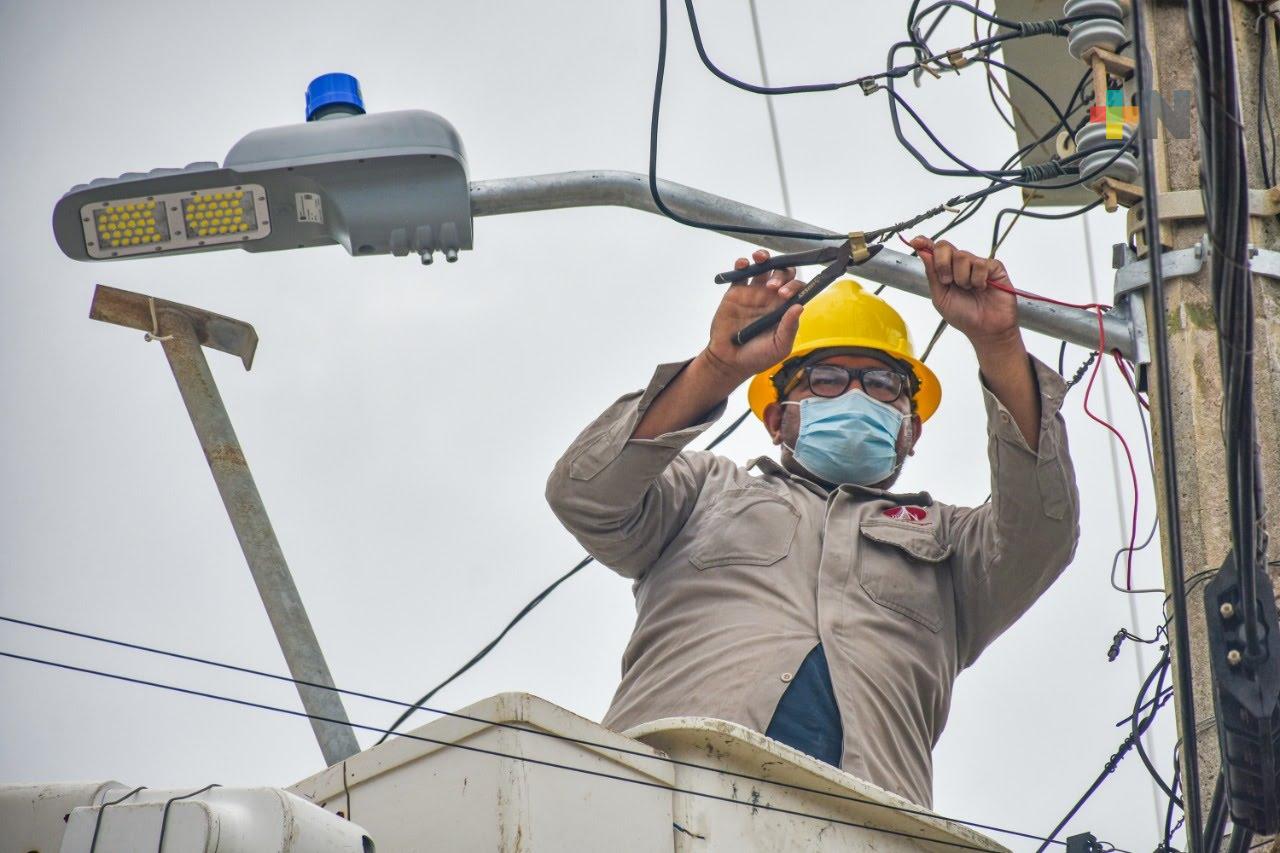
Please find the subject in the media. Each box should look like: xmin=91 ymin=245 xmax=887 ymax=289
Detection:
xmin=90 ymin=285 xmax=360 ymax=767
xmin=469 ymin=170 xmax=1138 ymax=360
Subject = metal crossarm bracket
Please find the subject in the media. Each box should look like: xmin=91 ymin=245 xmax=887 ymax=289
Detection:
xmin=1114 ymin=234 xmax=1280 ymax=297
xmin=1109 ymin=235 xmax=1280 ymax=368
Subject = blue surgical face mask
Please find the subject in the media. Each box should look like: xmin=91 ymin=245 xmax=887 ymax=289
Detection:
xmin=782 ymin=389 xmax=911 ymax=487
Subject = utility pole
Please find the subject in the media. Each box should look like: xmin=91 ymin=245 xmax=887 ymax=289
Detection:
xmin=1137 ymin=1 xmax=1280 ymax=846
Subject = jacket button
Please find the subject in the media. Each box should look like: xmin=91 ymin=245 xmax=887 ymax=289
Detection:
xmin=780 ymin=672 xmax=793 ymax=683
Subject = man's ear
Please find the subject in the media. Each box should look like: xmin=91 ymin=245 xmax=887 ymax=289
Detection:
xmin=907 ymin=413 xmax=923 ymax=456
xmin=763 ymin=402 xmax=784 ymax=445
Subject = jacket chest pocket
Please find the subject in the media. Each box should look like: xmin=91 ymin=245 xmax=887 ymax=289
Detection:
xmin=858 ymin=520 xmax=953 ymax=633
xmin=690 ymin=487 xmax=800 ymax=570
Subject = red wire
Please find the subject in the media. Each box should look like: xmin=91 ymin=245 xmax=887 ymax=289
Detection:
xmin=898 ymin=235 xmax=1142 ymax=589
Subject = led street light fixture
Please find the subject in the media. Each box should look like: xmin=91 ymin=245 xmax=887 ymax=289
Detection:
xmin=81 ymin=185 xmax=269 ymax=259
xmin=54 ymin=74 xmax=472 ymax=265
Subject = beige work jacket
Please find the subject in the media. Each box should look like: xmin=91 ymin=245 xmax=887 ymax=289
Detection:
xmin=545 ymin=357 xmax=1080 ymax=808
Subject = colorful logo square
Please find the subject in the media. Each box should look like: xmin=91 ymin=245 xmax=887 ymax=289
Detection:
xmin=1090 ymin=89 xmax=1139 ymax=139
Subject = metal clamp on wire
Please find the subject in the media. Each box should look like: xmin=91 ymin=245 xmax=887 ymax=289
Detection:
xmin=848 ymin=231 xmax=870 ymax=264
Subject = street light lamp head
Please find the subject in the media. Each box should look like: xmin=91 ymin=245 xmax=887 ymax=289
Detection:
xmin=53 ymin=74 xmax=471 ymax=265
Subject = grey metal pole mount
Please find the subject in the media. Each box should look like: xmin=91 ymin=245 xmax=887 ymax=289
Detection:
xmin=469 ymin=169 xmax=1141 ymax=361
xmin=89 ymin=284 xmax=360 ymax=767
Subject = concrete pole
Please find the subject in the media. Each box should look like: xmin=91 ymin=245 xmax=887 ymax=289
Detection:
xmin=156 ymin=308 xmax=361 ymax=767
xmin=1139 ymin=1 xmax=1280 ymax=845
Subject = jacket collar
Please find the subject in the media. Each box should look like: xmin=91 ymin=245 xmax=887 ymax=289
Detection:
xmin=746 ymin=455 xmax=934 ymax=506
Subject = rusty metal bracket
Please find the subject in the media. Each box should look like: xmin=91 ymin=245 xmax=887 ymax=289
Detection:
xmin=89 ymin=285 xmax=359 ymax=767
xmin=90 ymin=285 xmax=258 ymax=370
xmin=1080 ymin=46 xmax=1137 ymax=79
xmin=1093 ymin=176 xmax=1144 ymax=212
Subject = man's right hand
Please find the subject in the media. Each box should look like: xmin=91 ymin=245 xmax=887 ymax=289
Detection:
xmin=701 ymin=249 xmax=804 ymax=386
xmin=630 ymin=249 xmax=803 ymax=441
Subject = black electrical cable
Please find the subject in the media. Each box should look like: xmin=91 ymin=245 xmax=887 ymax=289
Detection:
xmin=880 ymin=29 xmax=1141 ymax=190
xmin=1202 ymin=773 xmax=1229 ymax=853
xmin=380 ymin=406 xmax=752 ymax=742
xmin=882 ymin=63 xmax=1067 ymax=187
xmin=1163 ymin=753 xmax=1183 ymax=852
xmin=971 ymin=53 xmax=1071 ymax=128
xmin=985 ymin=68 xmax=1018 ymax=132
xmin=377 ymin=552 xmax=595 ymax=743
xmin=876 ymin=67 xmax=1099 ymax=257
xmin=682 ymin=0 xmax=1109 ymax=99
xmin=1064 ymin=351 xmax=1098 ymax=394
xmin=1257 ymin=14 xmax=1277 ymax=189
xmin=989 ymin=199 xmax=1103 ymax=257
xmin=1131 ymin=0 xmax=1204 ymax=843
xmin=1225 ymin=825 xmax=1255 ymax=853
xmin=883 ymin=27 xmax=1131 ymax=199
xmin=1035 ymin=648 xmax=1173 ymax=852
xmin=681 ymin=0 xmax=1116 ymax=193
xmin=910 ymin=0 xmax=1120 ymax=33
xmin=1132 ymin=649 xmax=1182 ymax=808
xmin=1187 ymin=0 xmax=1265 ymax=660
xmin=156 ymin=784 xmax=220 ymax=853
xmin=662 ymin=0 xmax=1123 ymax=254
xmin=883 ymin=48 xmax=1139 ymax=193
xmin=682 ymin=0 xmax=886 ymax=96
xmin=911 ymin=0 xmax=1025 ymax=33
xmin=909 ymin=1 xmax=955 ymax=81
xmin=89 ymin=786 xmax=146 ymax=853
xmin=977 ymin=8 xmax=1019 ymax=132
xmin=649 ymin=0 xmax=831 ymax=240
xmin=1115 ymin=682 xmax=1170 ymax=726
xmin=0 ymin=648 xmax=1095 ymax=853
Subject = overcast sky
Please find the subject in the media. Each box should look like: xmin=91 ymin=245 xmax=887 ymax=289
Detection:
xmin=1 ymin=1 xmax=1177 ymax=848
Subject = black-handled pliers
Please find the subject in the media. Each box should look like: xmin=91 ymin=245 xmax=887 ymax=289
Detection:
xmin=714 ymin=233 xmax=882 ymax=346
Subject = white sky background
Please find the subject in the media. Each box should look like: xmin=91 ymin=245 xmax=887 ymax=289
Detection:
xmin=0 ymin=0 xmax=1178 ymax=848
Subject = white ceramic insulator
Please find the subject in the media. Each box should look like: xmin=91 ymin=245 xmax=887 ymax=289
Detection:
xmin=1064 ymin=0 xmax=1127 ymax=59
xmin=1073 ymin=121 xmax=1139 ymax=184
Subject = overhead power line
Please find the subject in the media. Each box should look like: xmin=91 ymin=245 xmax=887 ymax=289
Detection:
xmin=0 ymin=645 xmax=1105 ymax=852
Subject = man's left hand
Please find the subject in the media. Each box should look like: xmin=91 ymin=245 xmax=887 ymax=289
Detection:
xmin=908 ymin=236 xmax=1019 ymax=346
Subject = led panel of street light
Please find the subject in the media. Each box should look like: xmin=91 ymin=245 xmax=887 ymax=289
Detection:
xmin=54 ymin=109 xmax=471 ymax=264
xmin=80 ymin=184 xmax=269 ymax=259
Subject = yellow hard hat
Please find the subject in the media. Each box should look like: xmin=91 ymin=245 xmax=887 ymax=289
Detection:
xmin=746 ymin=278 xmax=942 ymax=422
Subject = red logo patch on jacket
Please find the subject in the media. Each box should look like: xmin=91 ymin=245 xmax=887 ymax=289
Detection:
xmin=882 ymin=505 xmax=928 ymax=522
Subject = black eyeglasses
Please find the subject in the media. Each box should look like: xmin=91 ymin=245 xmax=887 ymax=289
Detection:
xmin=781 ymin=364 xmax=910 ymax=405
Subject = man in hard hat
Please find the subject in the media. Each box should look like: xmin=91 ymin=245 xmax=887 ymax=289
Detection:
xmin=546 ymin=237 xmax=1079 ymax=808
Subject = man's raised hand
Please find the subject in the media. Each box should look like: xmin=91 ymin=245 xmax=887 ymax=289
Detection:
xmin=908 ymin=236 xmax=1020 ymax=347
xmin=701 ymin=249 xmax=804 ymax=385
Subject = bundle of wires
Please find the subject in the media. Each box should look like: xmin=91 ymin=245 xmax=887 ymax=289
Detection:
xmin=1186 ymin=0 xmax=1266 ymax=662
xmin=653 ymin=0 xmax=1135 ymax=242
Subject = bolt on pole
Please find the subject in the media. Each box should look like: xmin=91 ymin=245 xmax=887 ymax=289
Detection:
xmin=90 ymin=285 xmax=360 ymax=767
